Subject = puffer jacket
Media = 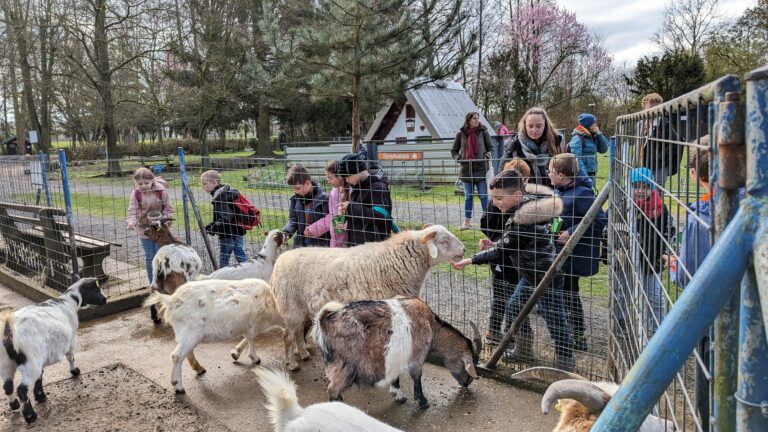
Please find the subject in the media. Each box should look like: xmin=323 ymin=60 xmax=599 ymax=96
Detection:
xmin=451 ymin=126 xmax=493 ymax=183
xmin=345 ymin=174 xmax=393 ymax=246
xmin=472 ymin=192 xmax=563 ymax=282
xmin=127 ymin=177 xmax=174 ymax=240
xmin=207 ymin=184 xmax=247 ymax=238
xmin=282 ymin=182 xmax=330 ymax=248
xmin=568 ymin=129 xmax=609 ymax=177
xmin=555 ymin=171 xmax=606 ymax=277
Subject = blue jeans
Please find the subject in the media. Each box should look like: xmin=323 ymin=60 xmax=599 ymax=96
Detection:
xmin=506 ymin=275 xmax=573 ymax=358
xmin=140 ymin=238 xmax=161 ymax=283
xmin=462 ymin=180 xmax=488 ymax=219
xmin=641 ymin=270 xmax=667 ymax=340
xmin=219 ymin=235 xmax=248 ymax=267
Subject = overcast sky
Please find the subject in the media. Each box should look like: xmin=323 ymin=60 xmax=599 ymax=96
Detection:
xmin=558 ymin=0 xmax=755 ymax=65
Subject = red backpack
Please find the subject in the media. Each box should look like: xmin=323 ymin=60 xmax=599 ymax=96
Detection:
xmin=134 ymin=177 xmax=169 ymax=204
xmin=233 ymin=194 xmax=262 ymax=230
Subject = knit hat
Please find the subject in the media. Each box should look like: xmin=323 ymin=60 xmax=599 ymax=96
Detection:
xmin=578 ymin=113 xmax=596 ymax=128
xmin=630 ymin=167 xmax=655 ymax=189
xmin=338 ymin=153 xmax=368 ymax=177
xmin=493 ymin=121 xmax=502 ymax=129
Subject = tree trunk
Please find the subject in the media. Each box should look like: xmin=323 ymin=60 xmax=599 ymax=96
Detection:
xmin=351 ymin=74 xmax=361 ymax=152
xmin=256 ymin=99 xmax=271 ymax=155
xmin=93 ymin=0 xmax=121 ymax=175
xmin=8 ymin=44 xmax=27 ymax=152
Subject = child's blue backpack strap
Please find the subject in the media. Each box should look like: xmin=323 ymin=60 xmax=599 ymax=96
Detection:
xmin=372 ymin=206 xmax=401 ymax=233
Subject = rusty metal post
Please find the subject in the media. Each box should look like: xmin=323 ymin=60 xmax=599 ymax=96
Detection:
xmin=713 ymin=90 xmax=746 ymax=432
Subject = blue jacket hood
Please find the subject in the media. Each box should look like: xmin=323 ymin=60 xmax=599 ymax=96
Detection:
xmin=555 ymin=168 xmax=593 ymax=193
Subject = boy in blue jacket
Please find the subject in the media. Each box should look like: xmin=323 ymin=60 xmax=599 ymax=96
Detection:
xmin=548 ymin=153 xmax=607 ymax=351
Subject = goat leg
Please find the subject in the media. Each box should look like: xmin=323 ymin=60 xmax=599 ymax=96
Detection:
xmin=389 ymin=378 xmax=407 ymax=403
xmin=186 ymin=351 xmax=206 ymax=376
xmin=33 ymin=375 xmax=46 ymax=403
xmin=3 ymin=377 xmax=19 ymax=410
xmin=230 ymin=338 xmax=248 ymax=361
xmin=410 ymin=367 xmax=429 ymax=409
xmin=66 ymin=349 xmax=80 ymax=376
xmin=150 ymin=304 xmax=162 ymax=325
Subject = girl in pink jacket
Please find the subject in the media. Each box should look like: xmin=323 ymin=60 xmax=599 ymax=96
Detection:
xmin=304 ymin=160 xmax=349 ymax=247
xmin=127 ymin=167 xmax=174 ymax=282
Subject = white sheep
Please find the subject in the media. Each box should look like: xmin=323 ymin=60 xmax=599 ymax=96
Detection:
xmin=143 ymin=219 xmax=203 ymax=324
xmin=201 ymin=229 xmax=287 ymax=361
xmin=270 ymin=224 xmax=465 ymax=370
xmin=254 ymin=367 xmax=403 ymax=432
xmin=510 ymin=367 xmax=676 ymax=432
xmin=0 ymin=278 xmax=107 ymax=423
xmin=143 ymin=278 xmax=283 ymax=394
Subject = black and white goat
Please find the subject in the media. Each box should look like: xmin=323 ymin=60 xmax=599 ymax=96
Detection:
xmin=0 ymin=278 xmax=107 ymax=423
xmin=144 ymin=219 xmax=203 ymax=324
xmin=312 ymin=298 xmax=481 ymax=408
xmin=511 ymin=367 xmax=676 ymax=432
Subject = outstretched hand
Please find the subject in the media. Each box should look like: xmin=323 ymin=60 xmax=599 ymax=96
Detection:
xmin=450 ymin=258 xmax=472 ymax=271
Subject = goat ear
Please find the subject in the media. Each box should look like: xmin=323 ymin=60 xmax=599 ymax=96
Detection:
xmin=465 ymin=362 xmax=479 ymax=379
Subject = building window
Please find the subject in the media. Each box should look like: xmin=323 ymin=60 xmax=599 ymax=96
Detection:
xmin=405 ymin=104 xmax=416 ymax=132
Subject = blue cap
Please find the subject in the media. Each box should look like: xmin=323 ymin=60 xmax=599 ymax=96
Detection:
xmin=630 ymin=167 xmax=655 ymax=189
xmin=578 ymin=113 xmax=596 ymax=128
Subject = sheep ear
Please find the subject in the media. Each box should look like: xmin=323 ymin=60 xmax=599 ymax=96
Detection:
xmin=420 ymin=230 xmax=437 ymax=244
xmin=465 ymin=362 xmax=479 ymax=379
xmin=421 ymin=223 xmax=433 ymax=229
xmin=428 ymin=242 xmax=438 ymax=259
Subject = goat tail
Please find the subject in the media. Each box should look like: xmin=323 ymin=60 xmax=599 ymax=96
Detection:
xmin=311 ymin=301 xmax=345 ymax=360
xmin=142 ymin=292 xmax=173 ymax=309
xmin=0 ymin=308 xmax=25 ymax=365
xmin=254 ymin=367 xmax=303 ymax=432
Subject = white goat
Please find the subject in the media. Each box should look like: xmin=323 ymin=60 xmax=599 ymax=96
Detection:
xmin=202 ymin=229 xmax=287 ymax=361
xmin=255 ymin=367 xmax=403 ymax=432
xmin=143 ymin=219 xmax=203 ymax=324
xmin=0 ymin=278 xmax=107 ymax=424
xmin=270 ymin=224 xmax=465 ymax=370
xmin=511 ymin=367 xmax=676 ymax=432
xmin=143 ymin=278 xmax=283 ymax=394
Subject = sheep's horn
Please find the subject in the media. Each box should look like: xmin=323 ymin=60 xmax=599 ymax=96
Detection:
xmin=510 ymin=367 xmax=588 ymax=383
xmin=541 ymin=379 xmax=610 ymax=415
xmin=469 ymin=321 xmax=482 ymax=356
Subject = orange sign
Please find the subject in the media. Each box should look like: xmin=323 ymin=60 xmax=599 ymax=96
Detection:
xmin=378 ymin=151 xmax=423 ymax=161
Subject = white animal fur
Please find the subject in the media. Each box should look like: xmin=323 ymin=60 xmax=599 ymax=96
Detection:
xmin=378 ymin=300 xmax=413 ymax=388
xmin=150 ymin=243 xmax=203 ymax=293
xmin=255 ymin=367 xmax=403 ymax=432
xmin=271 ymin=224 xmax=465 ymax=370
xmin=143 ymin=278 xmax=283 ymax=394
xmin=203 ymin=229 xmax=285 ymax=281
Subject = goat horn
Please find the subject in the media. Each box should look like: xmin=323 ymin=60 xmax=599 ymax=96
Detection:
xmin=469 ymin=321 xmax=482 ymax=355
xmin=465 ymin=362 xmax=479 ymax=379
xmin=541 ymin=379 xmax=610 ymax=415
xmin=510 ymin=367 xmax=588 ymax=383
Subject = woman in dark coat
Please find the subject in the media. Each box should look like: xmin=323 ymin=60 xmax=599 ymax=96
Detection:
xmin=500 ymin=107 xmax=563 ymax=187
xmin=451 ymin=112 xmax=493 ymax=229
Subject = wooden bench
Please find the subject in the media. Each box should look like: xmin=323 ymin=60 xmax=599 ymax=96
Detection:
xmin=0 ymin=201 xmax=120 ymax=291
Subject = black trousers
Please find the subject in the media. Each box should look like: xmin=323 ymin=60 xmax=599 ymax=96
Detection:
xmin=489 ymin=271 xmax=517 ymax=335
xmin=562 ymin=274 xmax=586 ymax=338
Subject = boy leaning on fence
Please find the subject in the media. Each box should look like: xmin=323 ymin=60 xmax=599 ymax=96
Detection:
xmin=630 ymin=166 xmax=676 ymax=340
xmin=281 ymin=163 xmax=331 ymax=249
xmin=201 ymin=170 xmax=249 ymax=267
xmin=452 ymin=169 xmax=574 ymax=371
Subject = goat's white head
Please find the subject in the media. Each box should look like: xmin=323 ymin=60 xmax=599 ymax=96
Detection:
xmin=419 ymin=224 xmax=465 ymax=262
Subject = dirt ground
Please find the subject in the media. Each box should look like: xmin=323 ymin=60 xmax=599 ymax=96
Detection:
xmin=0 ymin=284 xmax=556 ymax=432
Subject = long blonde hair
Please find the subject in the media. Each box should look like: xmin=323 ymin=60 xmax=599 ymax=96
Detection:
xmin=517 ymin=107 xmax=561 ymax=156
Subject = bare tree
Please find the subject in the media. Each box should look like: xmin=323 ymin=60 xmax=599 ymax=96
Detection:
xmin=653 ymin=0 xmax=726 ymax=56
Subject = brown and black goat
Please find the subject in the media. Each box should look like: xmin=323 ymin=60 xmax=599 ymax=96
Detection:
xmin=312 ymin=298 xmax=481 ymax=409
xmin=143 ymin=219 xmax=203 ymax=324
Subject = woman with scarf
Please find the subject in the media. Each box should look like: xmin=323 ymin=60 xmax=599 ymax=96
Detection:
xmin=568 ymin=113 xmax=609 ymax=181
xmin=500 ymin=107 xmax=563 ymax=186
xmin=451 ymin=112 xmax=493 ymax=229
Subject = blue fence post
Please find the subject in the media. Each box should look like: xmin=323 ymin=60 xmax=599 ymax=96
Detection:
xmin=178 ymin=147 xmax=191 ymax=245
xmin=39 ymin=151 xmax=52 ymax=207
xmin=736 ymin=65 xmax=768 ymax=432
xmin=58 ymin=149 xmax=80 ymax=279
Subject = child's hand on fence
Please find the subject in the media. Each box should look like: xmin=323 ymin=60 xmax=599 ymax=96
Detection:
xmin=127 ymin=223 xmax=135 ymax=230
xmin=557 ymin=230 xmax=570 ymax=244
xmin=479 ymin=238 xmax=496 ymax=250
xmin=450 ymin=258 xmax=471 ymax=271
xmin=303 ymin=227 xmax=313 ymax=237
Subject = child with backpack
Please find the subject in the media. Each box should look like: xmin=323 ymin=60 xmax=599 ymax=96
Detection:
xmin=201 ymin=170 xmax=261 ymax=266
xmin=304 ymin=160 xmax=348 ymax=247
xmin=127 ymin=167 xmax=174 ymax=283
xmin=568 ymin=113 xmax=609 ymax=181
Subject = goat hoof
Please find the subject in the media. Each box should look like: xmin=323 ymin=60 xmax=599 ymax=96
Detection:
xmin=70 ymin=368 xmax=81 ymax=376
xmin=394 ymin=395 xmax=407 ymax=403
xmin=9 ymin=400 xmax=19 ymax=410
xmin=196 ymin=368 xmax=207 ymax=376
xmin=230 ymin=350 xmax=240 ymax=361
xmin=418 ymin=400 xmax=430 ymax=409
xmin=23 ymin=411 xmax=37 ymax=424
xmin=250 ymin=356 xmax=261 ymax=366
xmin=175 ymin=388 xmax=186 ymax=394
xmin=34 ymin=393 xmax=47 ymax=403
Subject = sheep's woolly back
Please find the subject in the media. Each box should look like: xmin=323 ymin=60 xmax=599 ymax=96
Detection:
xmin=151 ymin=244 xmax=203 ymax=292
xmin=254 ymin=368 xmax=304 ymax=432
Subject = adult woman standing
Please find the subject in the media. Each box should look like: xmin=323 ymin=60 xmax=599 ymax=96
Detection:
xmin=500 ymin=107 xmax=563 ymax=186
xmin=451 ymin=112 xmax=493 ymax=229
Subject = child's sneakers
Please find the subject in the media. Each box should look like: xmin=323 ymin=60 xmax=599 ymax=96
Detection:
xmin=573 ymin=335 xmax=589 ymax=352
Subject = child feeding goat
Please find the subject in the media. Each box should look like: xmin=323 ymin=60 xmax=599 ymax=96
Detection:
xmin=312 ymin=297 xmax=481 ymax=408
xmin=0 ymin=278 xmax=107 ymax=424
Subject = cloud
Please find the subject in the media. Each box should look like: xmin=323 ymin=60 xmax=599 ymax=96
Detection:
xmin=558 ymin=0 xmax=756 ymax=63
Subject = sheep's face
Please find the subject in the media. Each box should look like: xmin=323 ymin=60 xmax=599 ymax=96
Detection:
xmin=420 ymin=226 xmax=465 ymax=262
xmin=74 ymin=278 xmax=108 ymax=306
